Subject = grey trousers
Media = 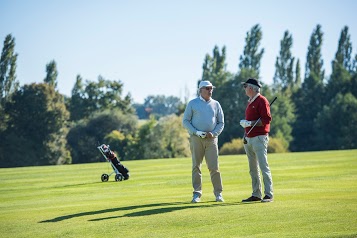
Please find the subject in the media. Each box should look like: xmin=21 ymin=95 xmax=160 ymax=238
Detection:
xmin=243 ymin=135 xmax=274 ymax=198
xmin=189 ymin=135 xmax=223 ymax=197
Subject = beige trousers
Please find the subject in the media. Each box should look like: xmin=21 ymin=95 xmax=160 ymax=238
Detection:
xmin=189 ymin=135 xmax=223 ymax=197
xmin=243 ymin=135 xmax=274 ymax=198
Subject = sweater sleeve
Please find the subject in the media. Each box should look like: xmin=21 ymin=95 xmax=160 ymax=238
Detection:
xmin=211 ymin=101 xmax=225 ymax=137
xmin=259 ymin=97 xmax=271 ymax=125
xmin=182 ymin=100 xmax=196 ymax=135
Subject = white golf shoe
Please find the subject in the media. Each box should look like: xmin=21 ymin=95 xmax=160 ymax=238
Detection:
xmin=191 ymin=193 xmax=201 ymax=203
xmin=215 ymin=193 xmax=224 ymax=202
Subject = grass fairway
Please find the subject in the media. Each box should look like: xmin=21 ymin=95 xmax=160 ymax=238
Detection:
xmin=1 ymin=150 xmax=356 ymax=237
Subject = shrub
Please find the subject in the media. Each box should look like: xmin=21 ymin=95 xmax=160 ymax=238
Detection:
xmin=220 ymin=136 xmax=288 ymax=155
xmin=220 ymin=138 xmax=245 ymax=155
xmin=268 ymin=137 xmax=288 ymax=153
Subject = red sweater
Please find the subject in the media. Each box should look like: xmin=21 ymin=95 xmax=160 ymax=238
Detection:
xmin=245 ymin=94 xmax=271 ymax=138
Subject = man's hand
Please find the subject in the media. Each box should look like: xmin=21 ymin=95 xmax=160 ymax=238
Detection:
xmin=205 ymin=132 xmax=214 ymax=138
xmin=195 ymin=131 xmax=207 ymax=138
xmin=240 ymin=120 xmax=252 ymax=128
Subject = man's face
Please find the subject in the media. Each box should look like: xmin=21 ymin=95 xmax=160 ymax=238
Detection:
xmin=243 ymin=84 xmax=251 ymax=97
xmin=200 ymin=86 xmax=213 ymax=99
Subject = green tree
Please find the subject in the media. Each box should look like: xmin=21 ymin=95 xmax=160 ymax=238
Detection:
xmin=139 ymin=95 xmax=184 ymax=119
xmin=292 ymin=25 xmax=325 ymax=151
xmin=67 ymin=109 xmax=138 ymax=163
xmin=104 ymin=130 xmax=134 ymax=161
xmin=0 ymin=34 xmax=18 ymax=154
xmin=0 ymin=83 xmax=70 ymax=167
xmin=128 ymin=116 xmax=157 ymax=160
xmin=201 ymin=45 xmax=229 ymax=88
xmin=268 ymin=91 xmax=295 ymax=150
xmin=43 ymin=60 xmax=58 ymax=89
xmin=273 ymin=31 xmax=295 ymax=92
xmin=211 ymin=25 xmax=265 ymax=148
xmin=214 ymin=25 xmax=264 ymax=147
xmin=199 ymin=45 xmax=236 ymax=147
xmin=271 ymin=30 xmax=296 ymax=149
xmin=0 ymin=34 xmax=19 ymax=108
xmin=68 ymin=75 xmax=86 ymax=121
xmin=128 ymin=115 xmax=190 ymax=160
xmin=239 ymin=24 xmax=264 ymax=77
xmin=334 ymin=26 xmax=353 ymax=72
xmin=305 ymin=25 xmax=325 ymax=81
xmin=293 ymin=59 xmax=302 ymax=93
xmin=352 ymin=70 xmax=357 ymax=98
xmin=315 ymin=93 xmax=357 ymax=150
xmin=215 ymin=69 xmax=256 ymax=147
xmin=326 ymin=26 xmax=354 ymax=101
xmin=68 ymin=75 xmax=134 ymax=121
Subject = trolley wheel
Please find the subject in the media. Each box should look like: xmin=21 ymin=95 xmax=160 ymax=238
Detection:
xmin=115 ymin=174 xmax=124 ymax=182
xmin=101 ymin=174 xmax=109 ymax=182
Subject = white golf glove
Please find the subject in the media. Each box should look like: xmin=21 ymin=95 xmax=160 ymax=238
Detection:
xmin=195 ymin=131 xmax=207 ymax=138
xmin=240 ymin=120 xmax=252 ymax=128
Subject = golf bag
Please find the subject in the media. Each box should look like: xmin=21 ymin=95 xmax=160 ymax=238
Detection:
xmin=97 ymin=144 xmax=130 ymax=182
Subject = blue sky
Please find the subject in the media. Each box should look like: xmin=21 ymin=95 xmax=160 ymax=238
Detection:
xmin=1 ymin=0 xmax=356 ymax=103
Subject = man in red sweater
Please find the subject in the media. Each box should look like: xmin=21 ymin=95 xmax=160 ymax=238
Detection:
xmin=240 ymin=78 xmax=274 ymax=203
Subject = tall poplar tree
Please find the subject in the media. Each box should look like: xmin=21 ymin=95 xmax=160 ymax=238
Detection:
xmin=293 ymin=59 xmax=302 ymax=93
xmin=271 ymin=30 xmax=297 ymax=149
xmin=305 ymin=25 xmax=325 ymax=81
xmin=292 ymin=25 xmax=325 ymax=151
xmin=273 ymin=31 xmax=295 ymax=92
xmin=0 ymin=34 xmax=19 ymax=108
xmin=239 ymin=24 xmax=264 ymax=78
xmin=326 ymin=26 xmax=354 ymax=101
xmin=201 ymin=45 xmax=228 ymax=88
xmin=68 ymin=74 xmax=86 ymax=121
xmin=44 ymin=60 xmax=58 ymax=89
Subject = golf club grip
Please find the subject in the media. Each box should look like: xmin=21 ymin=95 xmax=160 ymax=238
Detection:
xmin=245 ymin=96 xmax=278 ymax=136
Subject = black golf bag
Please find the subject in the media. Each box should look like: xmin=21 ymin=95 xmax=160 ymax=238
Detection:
xmin=97 ymin=144 xmax=130 ymax=182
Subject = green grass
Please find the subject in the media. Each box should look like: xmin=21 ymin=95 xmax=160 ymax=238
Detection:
xmin=1 ymin=150 xmax=357 ymax=238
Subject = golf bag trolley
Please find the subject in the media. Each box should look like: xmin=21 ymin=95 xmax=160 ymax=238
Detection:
xmin=97 ymin=144 xmax=130 ymax=182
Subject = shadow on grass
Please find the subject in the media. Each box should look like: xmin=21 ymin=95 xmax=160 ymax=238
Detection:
xmin=39 ymin=201 xmax=241 ymax=223
xmin=52 ymin=182 xmax=102 ymax=189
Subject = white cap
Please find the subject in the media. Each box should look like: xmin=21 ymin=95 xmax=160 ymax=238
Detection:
xmin=198 ymin=81 xmax=216 ymax=89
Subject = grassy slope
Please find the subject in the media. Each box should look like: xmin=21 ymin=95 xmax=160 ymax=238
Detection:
xmin=0 ymin=150 xmax=356 ymax=238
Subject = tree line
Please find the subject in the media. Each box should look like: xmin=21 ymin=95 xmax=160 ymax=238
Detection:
xmin=1 ymin=24 xmax=356 ymax=168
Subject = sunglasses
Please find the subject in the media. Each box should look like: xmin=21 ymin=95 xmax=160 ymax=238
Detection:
xmin=243 ymin=84 xmax=248 ymax=89
xmin=204 ymin=87 xmax=213 ymax=90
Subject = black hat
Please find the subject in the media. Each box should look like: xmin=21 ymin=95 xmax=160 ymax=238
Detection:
xmin=241 ymin=78 xmax=262 ymax=88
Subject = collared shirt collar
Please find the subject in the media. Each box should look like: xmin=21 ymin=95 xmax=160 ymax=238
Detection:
xmin=248 ymin=93 xmax=260 ymax=104
xmin=200 ymin=95 xmax=211 ymax=102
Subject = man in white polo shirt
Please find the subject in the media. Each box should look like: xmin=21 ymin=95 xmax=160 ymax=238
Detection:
xmin=182 ymin=80 xmax=225 ymax=203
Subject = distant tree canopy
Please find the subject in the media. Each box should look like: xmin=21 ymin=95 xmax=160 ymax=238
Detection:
xmin=134 ymin=95 xmax=184 ymax=119
xmin=68 ymin=75 xmax=134 ymax=122
xmin=0 ymin=83 xmax=70 ymax=167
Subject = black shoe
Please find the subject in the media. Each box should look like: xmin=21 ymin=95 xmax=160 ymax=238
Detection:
xmin=261 ymin=195 xmax=273 ymax=203
xmin=242 ymin=196 xmax=262 ymax=202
